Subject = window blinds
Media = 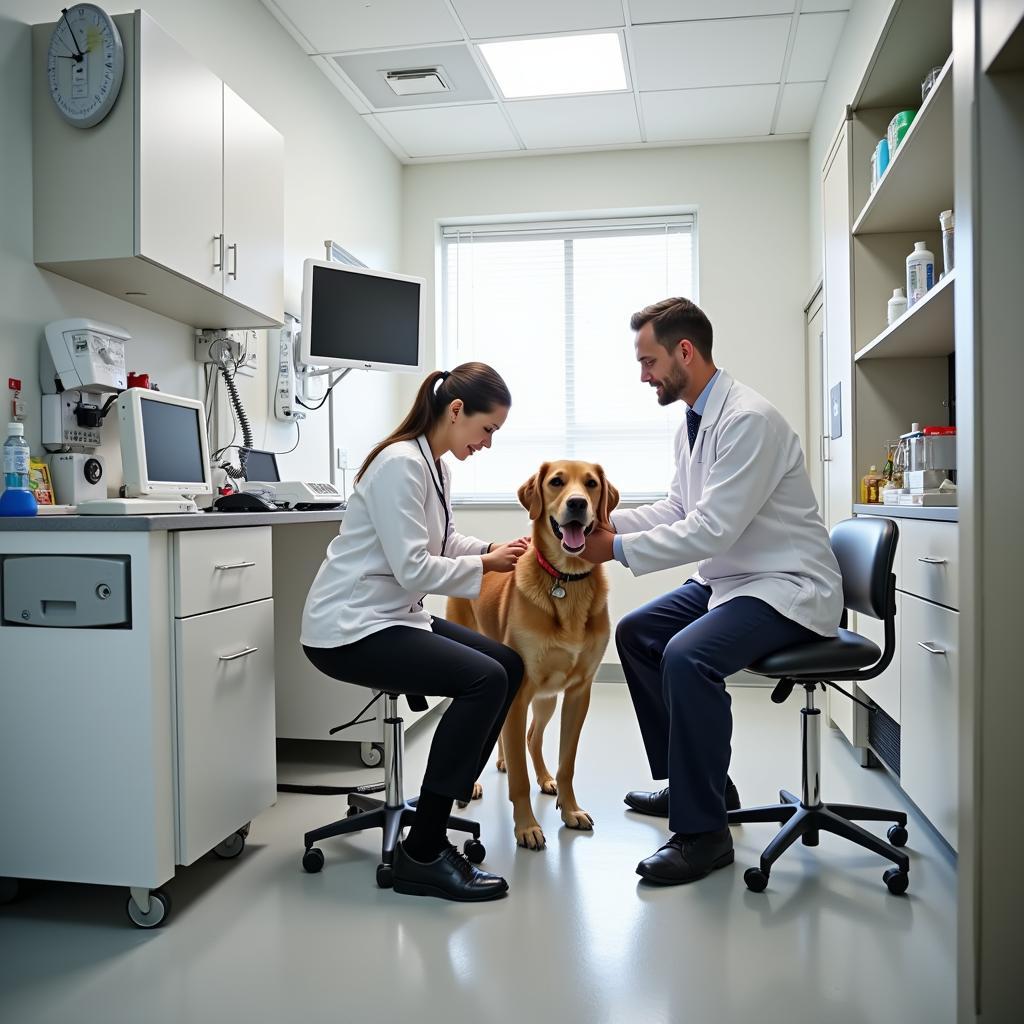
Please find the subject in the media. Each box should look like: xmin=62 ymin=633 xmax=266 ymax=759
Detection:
xmin=440 ymin=215 xmax=696 ymax=500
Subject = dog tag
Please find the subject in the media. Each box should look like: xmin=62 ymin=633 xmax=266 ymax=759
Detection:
xmin=550 ymin=583 xmax=567 ymax=599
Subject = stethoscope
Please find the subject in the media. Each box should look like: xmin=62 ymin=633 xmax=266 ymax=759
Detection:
xmin=415 ymin=437 xmax=448 ymax=557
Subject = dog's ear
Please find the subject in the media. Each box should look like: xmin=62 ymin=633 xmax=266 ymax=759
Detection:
xmin=595 ymin=465 xmax=620 ymax=525
xmin=517 ymin=463 xmax=548 ymax=521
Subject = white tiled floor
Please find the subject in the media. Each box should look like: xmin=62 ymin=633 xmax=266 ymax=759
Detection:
xmin=0 ymin=686 xmax=957 ymax=1024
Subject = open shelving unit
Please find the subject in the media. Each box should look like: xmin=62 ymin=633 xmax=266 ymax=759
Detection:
xmin=852 ymin=56 xmax=953 ymax=236
xmin=855 ymin=269 xmax=955 ymax=361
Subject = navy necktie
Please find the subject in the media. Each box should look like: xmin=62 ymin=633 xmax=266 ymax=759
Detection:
xmin=686 ymin=408 xmax=702 ymax=451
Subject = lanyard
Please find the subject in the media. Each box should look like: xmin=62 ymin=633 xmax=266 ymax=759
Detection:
xmin=416 ymin=437 xmax=449 ymax=557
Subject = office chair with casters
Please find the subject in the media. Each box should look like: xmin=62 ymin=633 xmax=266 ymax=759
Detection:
xmin=729 ymin=516 xmax=911 ymax=895
xmin=299 ymin=692 xmax=486 ymax=889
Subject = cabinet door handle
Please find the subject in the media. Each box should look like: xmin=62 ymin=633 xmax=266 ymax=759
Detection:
xmin=228 ymin=243 xmax=238 ymax=281
xmin=219 ymin=646 xmax=259 ymax=662
xmin=215 ymin=560 xmax=256 ymax=571
xmin=917 ymin=556 xmax=948 ymax=565
xmin=213 ymin=234 xmax=224 ymax=271
xmin=820 ymin=434 xmax=831 ymax=462
xmin=917 ymin=641 xmax=946 ymax=655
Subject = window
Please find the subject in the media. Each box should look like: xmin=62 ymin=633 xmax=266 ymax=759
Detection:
xmin=440 ymin=214 xmax=696 ymax=500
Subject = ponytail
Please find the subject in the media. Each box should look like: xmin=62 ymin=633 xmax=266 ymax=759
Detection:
xmin=355 ymin=362 xmax=511 ymax=483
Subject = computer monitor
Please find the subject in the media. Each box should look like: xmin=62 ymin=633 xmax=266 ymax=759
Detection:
xmin=299 ymin=258 xmax=425 ymax=373
xmin=242 ymin=448 xmax=280 ymax=483
xmin=116 ymin=388 xmax=213 ymax=500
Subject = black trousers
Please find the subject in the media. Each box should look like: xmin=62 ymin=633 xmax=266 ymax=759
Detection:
xmin=303 ymin=618 xmax=524 ymax=804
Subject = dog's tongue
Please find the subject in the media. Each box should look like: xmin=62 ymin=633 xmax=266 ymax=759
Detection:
xmin=561 ymin=523 xmax=586 ymax=550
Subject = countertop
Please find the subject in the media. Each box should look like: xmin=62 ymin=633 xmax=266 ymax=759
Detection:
xmin=0 ymin=508 xmax=345 ymax=532
xmin=853 ymin=503 xmax=958 ymax=522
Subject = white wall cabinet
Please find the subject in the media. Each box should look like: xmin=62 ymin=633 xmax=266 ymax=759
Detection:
xmin=33 ymin=11 xmax=283 ymax=329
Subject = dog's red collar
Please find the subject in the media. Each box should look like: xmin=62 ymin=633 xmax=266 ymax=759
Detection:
xmin=534 ymin=547 xmax=593 ymax=583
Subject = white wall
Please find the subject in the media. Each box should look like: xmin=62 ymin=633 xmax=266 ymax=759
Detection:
xmin=402 ymin=140 xmax=810 ymax=661
xmin=0 ymin=0 xmax=403 ymax=492
xmin=807 ymin=0 xmax=893 ymax=288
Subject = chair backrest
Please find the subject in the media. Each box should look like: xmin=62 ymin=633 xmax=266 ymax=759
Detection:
xmin=830 ymin=517 xmax=899 ymax=620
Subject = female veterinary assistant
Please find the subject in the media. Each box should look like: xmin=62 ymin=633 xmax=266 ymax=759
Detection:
xmin=301 ymin=363 xmax=527 ymax=903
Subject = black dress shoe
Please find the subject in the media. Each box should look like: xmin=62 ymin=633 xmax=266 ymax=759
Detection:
xmin=624 ymin=776 xmax=742 ymax=817
xmin=392 ymin=842 xmax=508 ymax=902
xmin=636 ymin=827 xmax=734 ymax=885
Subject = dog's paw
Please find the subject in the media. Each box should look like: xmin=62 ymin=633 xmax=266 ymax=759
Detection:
xmin=457 ymin=782 xmax=483 ymax=808
xmin=560 ymin=807 xmax=595 ymax=830
xmin=538 ymin=778 xmax=557 ymax=796
xmin=496 ymin=757 xmax=507 ymax=773
xmin=515 ymin=822 xmax=546 ymax=850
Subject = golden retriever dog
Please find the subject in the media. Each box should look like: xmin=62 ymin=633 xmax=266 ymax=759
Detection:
xmin=447 ymin=461 xmax=619 ymax=850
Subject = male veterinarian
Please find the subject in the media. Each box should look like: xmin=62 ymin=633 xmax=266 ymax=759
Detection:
xmin=582 ymin=297 xmax=843 ymax=886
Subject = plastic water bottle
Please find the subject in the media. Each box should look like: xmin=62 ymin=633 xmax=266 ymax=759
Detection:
xmin=0 ymin=422 xmax=38 ymax=516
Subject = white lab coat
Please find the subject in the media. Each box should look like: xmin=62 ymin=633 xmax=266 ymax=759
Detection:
xmin=301 ymin=436 xmax=488 ymax=648
xmin=610 ymin=370 xmax=843 ymax=637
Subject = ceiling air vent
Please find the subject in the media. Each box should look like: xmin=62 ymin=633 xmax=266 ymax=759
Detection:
xmin=384 ymin=66 xmax=451 ymax=97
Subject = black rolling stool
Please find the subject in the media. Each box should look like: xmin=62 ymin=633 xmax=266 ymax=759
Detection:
xmin=300 ymin=692 xmax=486 ymax=888
xmin=729 ymin=516 xmax=911 ymax=895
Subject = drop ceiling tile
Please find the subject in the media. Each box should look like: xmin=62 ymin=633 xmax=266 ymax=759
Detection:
xmin=268 ymin=0 xmax=460 ymax=54
xmin=506 ymin=93 xmax=640 ymax=149
xmin=333 ymin=44 xmax=493 ymax=109
xmin=642 ymin=84 xmax=779 ymax=140
xmin=787 ymin=11 xmax=848 ymax=82
xmin=774 ymin=80 xmax=824 ymax=133
xmin=449 ymin=0 xmax=623 ymax=39
xmin=800 ymin=0 xmax=851 ymax=11
xmin=632 ymin=17 xmax=790 ymax=91
xmin=630 ymin=0 xmax=794 ymax=22
xmin=372 ymin=104 xmax=520 ymax=158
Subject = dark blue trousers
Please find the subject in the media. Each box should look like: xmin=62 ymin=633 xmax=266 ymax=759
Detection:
xmin=615 ymin=580 xmax=818 ymax=835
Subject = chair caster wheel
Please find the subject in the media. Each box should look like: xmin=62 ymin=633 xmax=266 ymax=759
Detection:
xmin=376 ymin=863 xmax=394 ymax=889
xmin=744 ymin=867 xmax=769 ymax=892
xmin=887 ymin=824 xmax=909 ymax=847
xmin=463 ymin=839 xmax=486 ymax=864
xmin=883 ymin=867 xmax=909 ymax=895
xmin=302 ymin=848 xmax=325 ymax=873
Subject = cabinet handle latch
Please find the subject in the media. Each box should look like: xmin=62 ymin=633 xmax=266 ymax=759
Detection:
xmin=917 ymin=556 xmax=948 ymax=565
xmin=215 ymin=560 xmax=256 ymax=571
xmin=213 ymin=233 xmax=224 ymax=271
xmin=917 ymin=641 xmax=946 ymax=655
xmin=219 ymin=646 xmax=259 ymax=662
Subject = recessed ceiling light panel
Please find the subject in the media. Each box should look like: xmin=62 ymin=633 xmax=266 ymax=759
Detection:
xmin=478 ymin=33 xmax=627 ymax=99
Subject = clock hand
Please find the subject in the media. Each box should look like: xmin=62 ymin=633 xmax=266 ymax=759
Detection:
xmin=60 ymin=8 xmax=85 ymax=61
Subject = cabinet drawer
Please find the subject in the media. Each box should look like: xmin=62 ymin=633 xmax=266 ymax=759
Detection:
xmin=174 ymin=598 xmax=276 ymax=865
xmin=855 ymin=592 xmax=901 ymax=724
xmin=899 ymin=519 xmax=959 ymax=609
xmin=173 ymin=526 xmax=271 ymax=617
xmin=899 ymin=594 xmax=959 ymax=850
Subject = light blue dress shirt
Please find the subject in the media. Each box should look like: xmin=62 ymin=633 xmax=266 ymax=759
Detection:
xmin=612 ymin=369 xmax=721 ymax=567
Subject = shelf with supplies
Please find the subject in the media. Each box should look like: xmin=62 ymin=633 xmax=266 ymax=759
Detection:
xmin=854 ymin=269 xmax=955 ymax=361
xmin=852 ymin=55 xmax=953 ymax=236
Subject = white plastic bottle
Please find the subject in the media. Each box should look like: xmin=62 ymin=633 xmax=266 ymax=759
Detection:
xmin=887 ymin=287 xmax=908 ymax=325
xmin=906 ymin=241 xmax=935 ymax=308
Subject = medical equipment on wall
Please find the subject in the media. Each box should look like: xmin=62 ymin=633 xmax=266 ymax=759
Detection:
xmin=39 ymin=318 xmax=130 ymax=503
xmin=239 ymin=447 xmax=343 ymax=510
xmin=273 ymin=314 xmax=298 ymax=421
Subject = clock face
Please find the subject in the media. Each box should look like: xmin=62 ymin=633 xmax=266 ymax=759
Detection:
xmin=46 ymin=5 xmax=125 ymax=128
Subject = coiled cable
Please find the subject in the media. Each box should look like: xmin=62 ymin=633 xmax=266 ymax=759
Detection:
xmin=218 ymin=363 xmax=252 ymax=479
